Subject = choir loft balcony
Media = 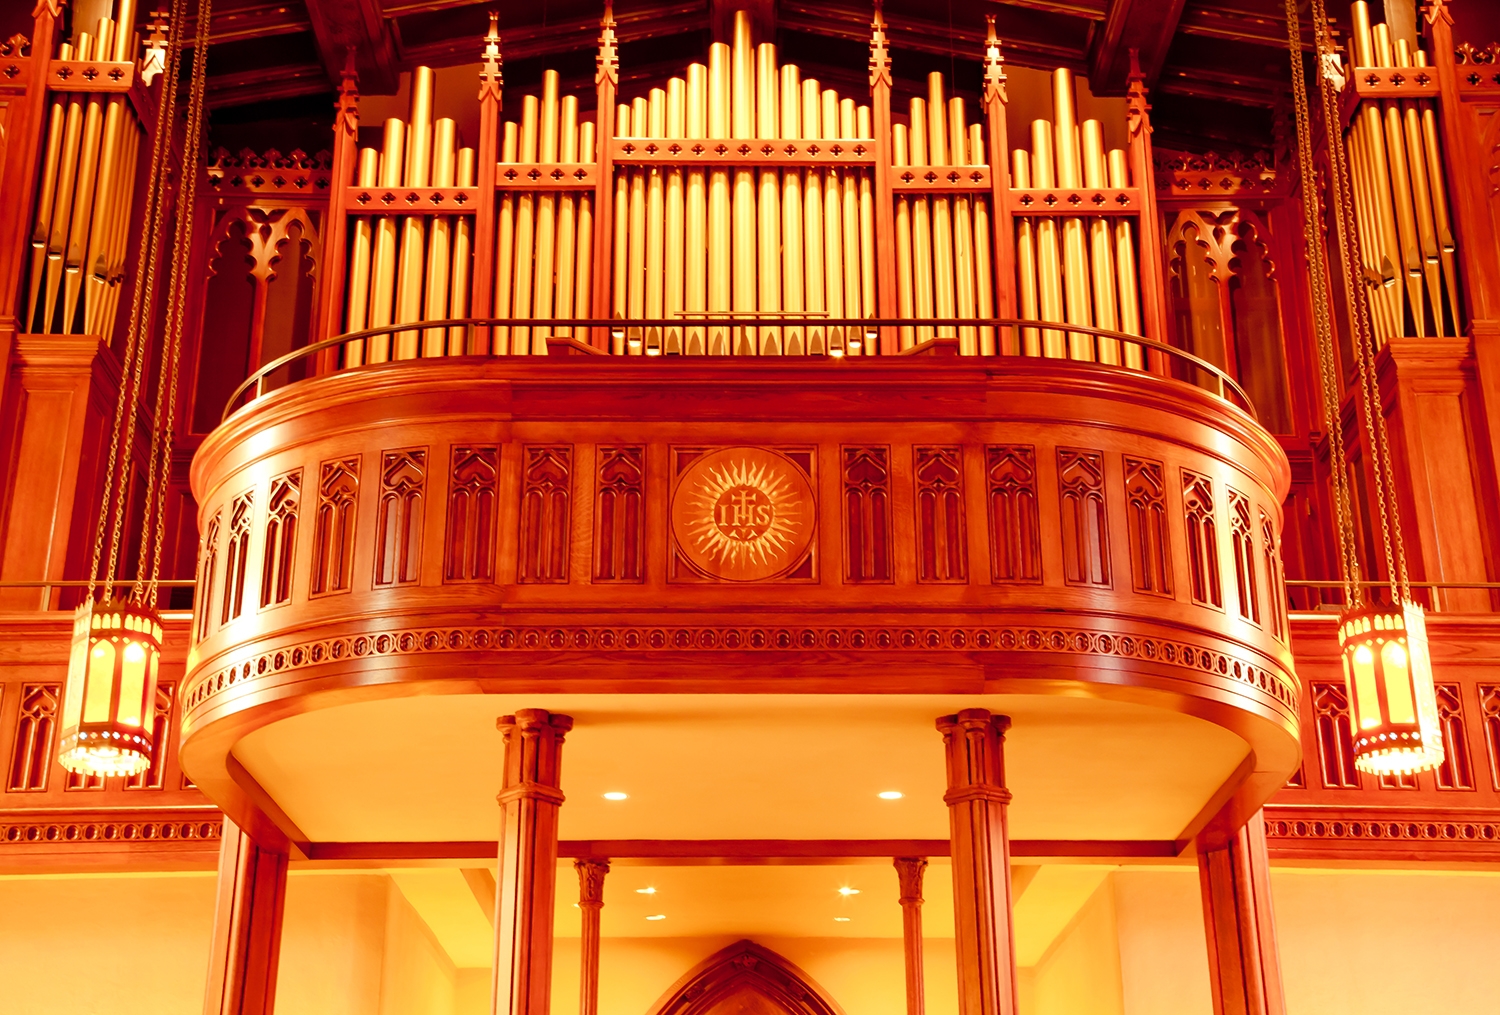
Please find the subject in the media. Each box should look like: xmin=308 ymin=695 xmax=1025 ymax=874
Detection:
xmin=181 ymin=319 xmax=1295 ymax=858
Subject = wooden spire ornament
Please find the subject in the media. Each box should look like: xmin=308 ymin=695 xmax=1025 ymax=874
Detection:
xmin=1283 ymin=0 xmax=1444 ymax=776
xmin=59 ymin=0 xmax=211 ymax=777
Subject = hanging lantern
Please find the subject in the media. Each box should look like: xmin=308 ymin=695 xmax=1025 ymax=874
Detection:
xmin=58 ymin=599 xmax=163 ymax=777
xmin=1338 ymin=601 xmax=1443 ymax=775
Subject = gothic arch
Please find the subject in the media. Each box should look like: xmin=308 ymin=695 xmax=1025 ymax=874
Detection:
xmin=646 ymin=941 xmax=847 ymax=1015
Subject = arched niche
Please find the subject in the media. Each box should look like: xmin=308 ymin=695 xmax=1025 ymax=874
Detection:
xmin=646 ymin=941 xmax=847 ymax=1015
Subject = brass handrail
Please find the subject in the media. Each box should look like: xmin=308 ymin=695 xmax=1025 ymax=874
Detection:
xmin=223 ymin=316 xmax=1256 ymax=422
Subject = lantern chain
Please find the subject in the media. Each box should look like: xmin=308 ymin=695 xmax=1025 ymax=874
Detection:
xmin=1282 ymin=0 xmax=1363 ymax=608
xmin=89 ymin=0 xmax=190 ymax=602
xmin=136 ymin=0 xmax=212 ymax=608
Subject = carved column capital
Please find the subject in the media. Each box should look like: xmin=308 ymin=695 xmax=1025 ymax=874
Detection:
xmin=576 ymin=857 xmax=610 ymax=908
xmin=498 ymin=708 xmax=574 ymax=793
xmin=894 ymin=856 xmax=928 ymax=906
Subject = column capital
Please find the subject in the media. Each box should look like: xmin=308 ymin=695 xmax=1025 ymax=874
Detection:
xmin=576 ymin=857 xmax=610 ymax=908
xmin=894 ymin=856 xmax=927 ymax=905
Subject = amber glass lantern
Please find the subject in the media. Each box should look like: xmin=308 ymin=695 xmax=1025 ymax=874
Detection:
xmin=1338 ymin=602 xmax=1443 ymax=775
xmin=58 ymin=599 xmax=163 ymax=777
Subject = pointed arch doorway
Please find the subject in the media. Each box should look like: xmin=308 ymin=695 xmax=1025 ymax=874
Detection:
xmin=646 ymin=940 xmax=848 ymax=1015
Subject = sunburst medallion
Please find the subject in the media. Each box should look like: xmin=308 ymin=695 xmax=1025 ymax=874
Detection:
xmin=671 ymin=448 xmax=816 ymax=581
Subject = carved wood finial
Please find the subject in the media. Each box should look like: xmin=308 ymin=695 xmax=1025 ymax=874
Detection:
xmin=31 ymin=0 xmax=65 ymax=23
xmin=332 ymin=48 xmax=359 ymax=136
xmin=983 ymin=15 xmax=1007 ymax=105
xmin=576 ymin=857 xmax=610 ymax=907
xmin=479 ymin=11 xmax=502 ymax=102
xmin=894 ymin=856 xmax=927 ymax=905
xmin=869 ymin=1 xmax=891 ymax=89
xmin=597 ymin=2 xmax=618 ymax=89
xmin=1126 ymin=47 xmax=1152 ymax=141
xmin=1421 ymin=0 xmax=1452 ymax=27
xmin=140 ymin=10 xmax=170 ymax=85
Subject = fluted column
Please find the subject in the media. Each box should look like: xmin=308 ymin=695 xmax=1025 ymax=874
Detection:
xmin=1198 ymin=811 xmax=1286 ymax=1015
xmin=894 ymin=856 xmax=928 ymax=1015
xmin=493 ymin=709 xmax=574 ymax=1015
xmin=202 ymin=818 xmax=289 ymax=1015
xmin=576 ymin=858 xmax=610 ymax=1015
xmin=937 ymin=708 xmax=1018 ymax=1015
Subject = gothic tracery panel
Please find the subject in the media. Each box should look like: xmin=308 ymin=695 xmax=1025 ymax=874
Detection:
xmin=1312 ymin=681 xmax=1360 ymax=789
xmin=1124 ymin=456 xmax=1170 ymax=596
xmin=261 ymin=470 xmax=300 ymax=608
xmin=446 ymin=446 xmax=499 ymax=583
xmin=1058 ymin=448 xmax=1108 ymax=587
xmin=519 ymin=446 xmax=573 ymax=583
xmin=221 ymin=490 xmax=255 ymax=624
xmin=7 ymin=684 xmax=58 ymax=793
xmin=1435 ymin=684 xmax=1474 ymax=792
xmin=915 ymin=446 xmax=966 ymax=583
xmin=1229 ymin=488 xmax=1260 ymax=625
xmin=595 ymin=446 xmax=645 ymax=583
xmin=1182 ymin=469 xmax=1222 ymax=608
xmin=986 ymin=445 xmax=1040 ymax=583
xmin=311 ymin=457 xmax=360 ymax=596
xmin=375 ymin=448 xmax=427 ymax=587
xmin=844 ymin=447 xmax=891 ymax=583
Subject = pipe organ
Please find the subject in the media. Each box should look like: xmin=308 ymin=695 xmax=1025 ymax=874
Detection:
xmin=1342 ymin=1 xmax=1462 ymax=342
xmin=23 ymin=0 xmax=145 ymax=339
xmin=321 ymin=6 xmax=1169 ymax=363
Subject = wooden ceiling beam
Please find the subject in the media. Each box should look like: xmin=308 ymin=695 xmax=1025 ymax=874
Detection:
xmin=398 ymin=4 xmax=704 ymax=71
xmin=1177 ymin=5 xmax=1314 ymax=49
xmin=1086 ymin=0 xmax=1189 ymax=95
xmin=206 ymin=62 xmax=333 ymax=107
xmin=197 ymin=2 xmax=310 ymax=45
xmin=304 ymin=0 xmax=400 ymax=93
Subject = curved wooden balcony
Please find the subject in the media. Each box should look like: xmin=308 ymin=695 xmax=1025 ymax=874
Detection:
xmin=181 ymin=318 xmax=1296 ymax=854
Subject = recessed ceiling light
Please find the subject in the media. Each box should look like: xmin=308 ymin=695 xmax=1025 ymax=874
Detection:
xmin=878 ymin=790 xmax=904 ymax=800
xmin=602 ymin=791 xmax=628 ymax=801
xmin=834 ymin=917 xmax=851 ymax=922
xmin=838 ymin=887 xmax=860 ymax=896
xmin=635 ymin=887 xmax=657 ymax=894
xmin=645 ymin=914 xmax=666 ymax=921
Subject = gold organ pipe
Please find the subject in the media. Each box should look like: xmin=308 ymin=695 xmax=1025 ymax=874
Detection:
xmin=345 ymin=147 xmax=380 ymax=366
xmin=927 ymin=75 xmax=956 ymax=342
xmin=893 ymin=125 xmax=916 ymax=350
xmin=27 ymin=87 xmax=66 ymax=329
xmin=368 ymin=117 xmax=406 ymax=363
xmin=45 ymin=36 xmax=90 ymax=334
xmin=1012 ymin=150 xmax=1041 ymax=356
xmin=624 ymin=98 xmax=649 ymax=352
xmin=707 ymin=42 xmax=732 ymax=355
xmin=554 ymin=95 xmax=580 ymax=340
xmin=1394 ymin=41 xmax=1445 ymax=334
xmin=644 ymin=88 xmax=666 ymax=354
xmin=531 ymin=70 xmax=561 ymax=349
xmin=857 ymin=103 xmax=876 ymax=350
xmin=685 ymin=63 xmax=708 ymax=354
xmin=949 ymin=94 xmax=977 ymax=354
xmin=449 ymin=146 xmax=476 ymax=354
xmin=104 ymin=120 xmax=140 ymax=336
xmin=394 ymin=66 xmax=435 ymax=360
xmin=1030 ymin=119 xmax=1066 ymax=357
xmin=83 ymin=20 xmax=127 ymax=334
xmin=574 ymin=120 xmax=597 ymax=332
xmin=839 ymin=98 xmax=862 ymax=350
xmin=1351 ymin=4 xmax=1405 ymax=338
xmin=64 ymin=23 xmax=111 ymax=334
xmin=756 ymin=43 xmax=781 ymax=355
xmin=732 ymin=13 xmax=756 ymax=354
xmin=1373 ymin=24 xmax=1425 ymax=333
xmin=1052 ymin=69 xmax=1093 ymax=360
xmin=822 ymin=89 xmax=846 ymax=352
xmin=781 ymin=63 xmax=805 ymax=355
xmin=1349 ymin=123 xmax=1398 ymax=340
xmin=908 ymin=97 xmax=933 ymax=344
xmin=512 ymin=93 xmax=541 ymax=354
xmin=495 ymin=120 xmax=518 ymax=353
xmin=802 ymin=78 xmax=826 ymax=353
xmin=1081 ymin=119 xmax=1119 ymax=364
xmin=971 ymin=122 xmax=996 ymax=355
xmin=422 ymin=117 xmax=456 ymax=358
xmin=665 ymin=77 xmax=686 ymax=354
xmin=611 ymin=104 xmax=630 ymax=350
xmin=1107 ymin=148 xmax=1144 ymax=369
xmin=92 ymin=117 xmax=132 ymax=338
xmin=1414 ymin=51 xmax=1460 ymax=331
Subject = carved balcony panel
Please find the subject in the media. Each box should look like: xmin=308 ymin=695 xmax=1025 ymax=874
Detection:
xmin=182 ymin=357 xmax=1297 ymax=842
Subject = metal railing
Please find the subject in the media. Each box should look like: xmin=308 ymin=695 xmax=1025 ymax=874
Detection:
xmin=223 ymin=316 xmax=1255 ymax=421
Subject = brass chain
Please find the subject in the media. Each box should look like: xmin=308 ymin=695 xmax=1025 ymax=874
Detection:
xmin=90 ymin=0 xmax=189 ymax=600
xmin=136 ymin=0 xmax=212 ymax=608
xmin=1306 ymin=0 xmax=1412 ymax=605
xmin=1283 ymin=0 xmax=1363 ymax=607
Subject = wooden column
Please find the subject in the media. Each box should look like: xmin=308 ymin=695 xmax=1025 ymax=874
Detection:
xmin=894 ymin=856 xmax=928 ymax=1015
xmin=982 ymin=16 xmax=1016 ymax=325
xmin=493 ymin=708 xmax=573 ymax=1015
xmin=1197 ymin=811 xmax=1286 ymax=1015
xmin=202 ymin=817 xmax=289 ymax=1015
xmin=869 ymin=3 xmax=897 ymax=354
xmin=576 ymin=858 xmax=610 ymax=1015
xmin=589 ymin=4 xmax=619 ymax=350
xmin=937 ymin=708 xmax=1018 ymax=1015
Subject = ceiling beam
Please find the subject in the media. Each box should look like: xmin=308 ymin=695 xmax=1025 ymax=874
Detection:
xmin=1086 ymin=0 xmax=1188 ymax=95
xmin=304 ymin=0 xmax=400 ymax=93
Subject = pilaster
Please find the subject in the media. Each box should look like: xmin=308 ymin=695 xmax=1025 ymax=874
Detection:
xmin=202 ymin=818 xmax=289 ymax=1015
xmin=1197 ymin=811 xmax=1286 ymax=1015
